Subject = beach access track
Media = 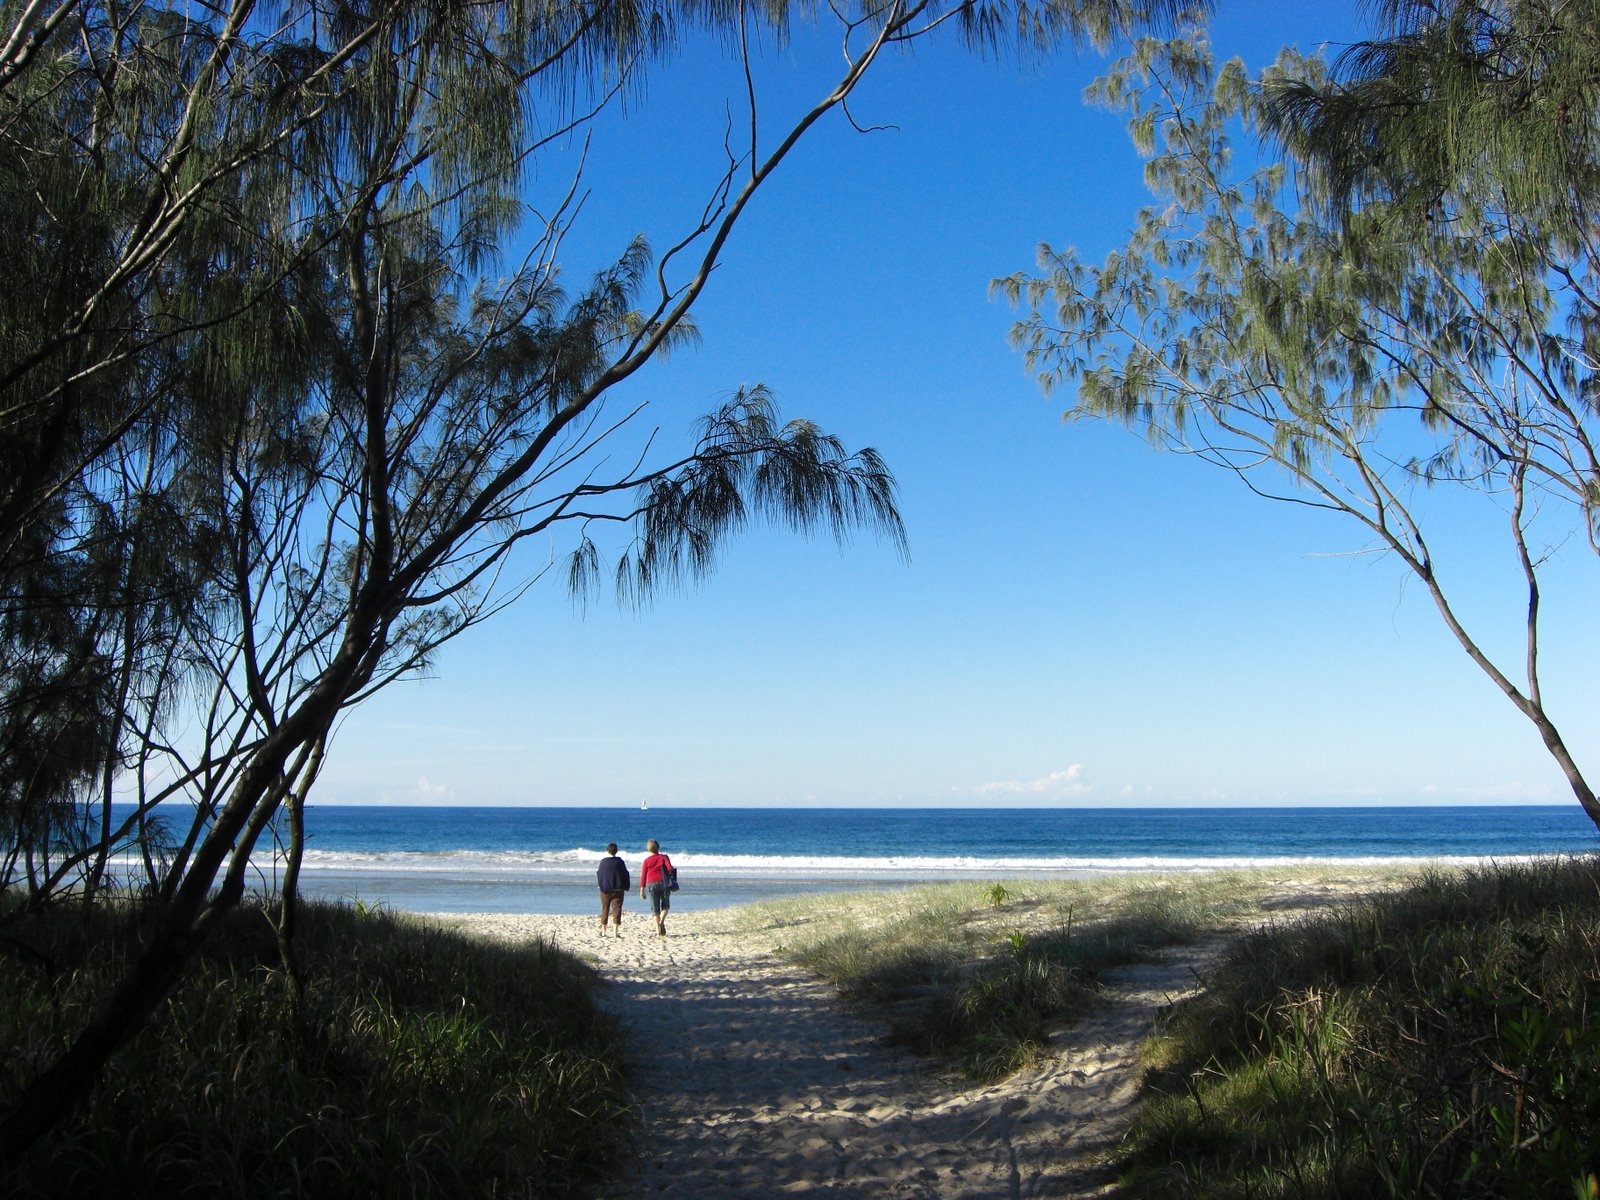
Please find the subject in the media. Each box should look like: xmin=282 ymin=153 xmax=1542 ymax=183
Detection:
xmin=446 ymin=910 xmax=1214 ymax=1198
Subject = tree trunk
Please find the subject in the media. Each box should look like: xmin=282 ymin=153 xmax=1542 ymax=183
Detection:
xmin=274 ymin=743 xmax=322 ymax=1005
xmin=0 ymin=675 xmax=352 ymax=1162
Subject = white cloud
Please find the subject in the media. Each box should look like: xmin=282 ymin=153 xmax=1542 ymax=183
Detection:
xmin=414 ymin=775 xmax=450 ymax=801
xmin=1419 ymin=780 xmax=1556 ymax=802
xmin=374 ymin=775 xmax=454 ymax=805
xmin=976 ymin=764 xmax=1093 ymax=797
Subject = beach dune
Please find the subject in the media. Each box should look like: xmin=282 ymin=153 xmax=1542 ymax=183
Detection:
xmin=440 ymin=908 xmax=1213 ymax=1198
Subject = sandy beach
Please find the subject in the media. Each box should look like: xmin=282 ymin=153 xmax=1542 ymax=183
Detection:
xmin=434 ymin=901 xmax=1247 ymax=1198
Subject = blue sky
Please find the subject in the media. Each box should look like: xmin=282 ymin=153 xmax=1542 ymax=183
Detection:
xmin=318 ymin=1 xmax=1599 ymax=808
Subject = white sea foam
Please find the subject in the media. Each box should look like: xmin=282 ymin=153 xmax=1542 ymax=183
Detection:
xmin=291 ymin=847 xmax=1533 ymax=878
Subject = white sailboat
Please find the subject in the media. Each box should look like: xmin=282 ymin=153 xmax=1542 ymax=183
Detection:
xmin=640 ymin=799 xmax=649 ymax=811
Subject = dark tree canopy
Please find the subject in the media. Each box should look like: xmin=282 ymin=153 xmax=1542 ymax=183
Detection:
xmin=0 ymin=0 xmax=1193 ymax=1160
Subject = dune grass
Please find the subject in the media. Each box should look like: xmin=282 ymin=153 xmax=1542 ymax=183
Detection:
xmin=744 ymin=861 xmax=1600 ymax=1193
xmin=737 ymin=868 xmax=1416 ymax=1081
xmin=1121 ymin=857 xmax=1600 ymax=1200
xmin=0 ymin=898 xmax=627 ymax=1199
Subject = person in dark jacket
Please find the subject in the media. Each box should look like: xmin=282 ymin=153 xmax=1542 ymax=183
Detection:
xmin=597 ymin=843 xmax=630 ymax=937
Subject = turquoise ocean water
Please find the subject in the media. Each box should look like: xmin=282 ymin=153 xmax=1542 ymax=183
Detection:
xmin=230 ymin=804 xmax=1600 ymax=915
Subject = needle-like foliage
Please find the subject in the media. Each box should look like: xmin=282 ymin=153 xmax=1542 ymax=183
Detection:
xmin=997 ymin=22 xmax=1600 ymax=832
xmin=0 ymin=0 xmax=1194 ymax=1164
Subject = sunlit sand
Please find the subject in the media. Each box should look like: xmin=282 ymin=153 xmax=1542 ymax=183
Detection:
xmin=433 ymin=869 xmax=1405 ymax=1197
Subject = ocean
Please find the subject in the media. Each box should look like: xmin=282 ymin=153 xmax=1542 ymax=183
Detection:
xmin=253 ymin=804 xmax=1600 ymax=915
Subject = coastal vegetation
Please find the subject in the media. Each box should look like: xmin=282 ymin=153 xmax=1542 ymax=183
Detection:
xmin=742 ymin=866 xmax=1419 ymax=1080
xmin=6 ymin=0 xmax=1596 ymax=1177
xmin=754 ymin=859 xmax=1600 ymax=1196
xmin=0 ymin=0 xmax=1197 ymax=1155
xmin=999 ymin=2 xmax=1600 ymax=832
xmin=0 ymin=0 xmax=914 ymax=1150
xmin=1124 ymin=856 xmax=1600 ymax=1199
xmin=0 ymin=898 xmax=624 ymax=1197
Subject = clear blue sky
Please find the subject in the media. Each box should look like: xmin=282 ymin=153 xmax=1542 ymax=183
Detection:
xmin=318 ymin=1 xmax=1598 ymax=809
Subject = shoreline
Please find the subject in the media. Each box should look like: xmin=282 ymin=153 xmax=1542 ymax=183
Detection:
xmin=283 ymin=852 xmax=1565 ymax=916
xmin=241 ymin=802 xmax=1600 ymax=918
xmin=421 ymin=860 xmax=1425 ymax=952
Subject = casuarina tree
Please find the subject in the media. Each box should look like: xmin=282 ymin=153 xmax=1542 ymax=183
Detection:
xmin=0 ymin=0 xmax=1191 ymax=1161
xmin=998 ymin=7 xmax=1600 ymax=830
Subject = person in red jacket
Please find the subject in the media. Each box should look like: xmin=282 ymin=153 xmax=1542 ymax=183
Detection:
xmin=639 ymin=838 xmax=675 ymax=937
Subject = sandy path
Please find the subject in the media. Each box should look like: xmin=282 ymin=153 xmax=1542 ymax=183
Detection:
xmin=441 ymin=909 xmax=1212 ymax=1198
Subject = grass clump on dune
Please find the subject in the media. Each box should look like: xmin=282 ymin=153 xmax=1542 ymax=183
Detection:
xmin=742 ymin=871 xmax=1391 ymax=1081
xmin=1122 ymin=857 xmax=1600 ymax=1200
xmin=0 ymin=898 xmax=627 ymax=1199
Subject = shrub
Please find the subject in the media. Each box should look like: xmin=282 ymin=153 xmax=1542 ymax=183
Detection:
xmin=0 ymin=899 xmax=627 ymax=1199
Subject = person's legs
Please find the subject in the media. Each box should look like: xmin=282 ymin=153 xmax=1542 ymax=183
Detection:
xmin=600 ymin=892 xmax=623 ymax=934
